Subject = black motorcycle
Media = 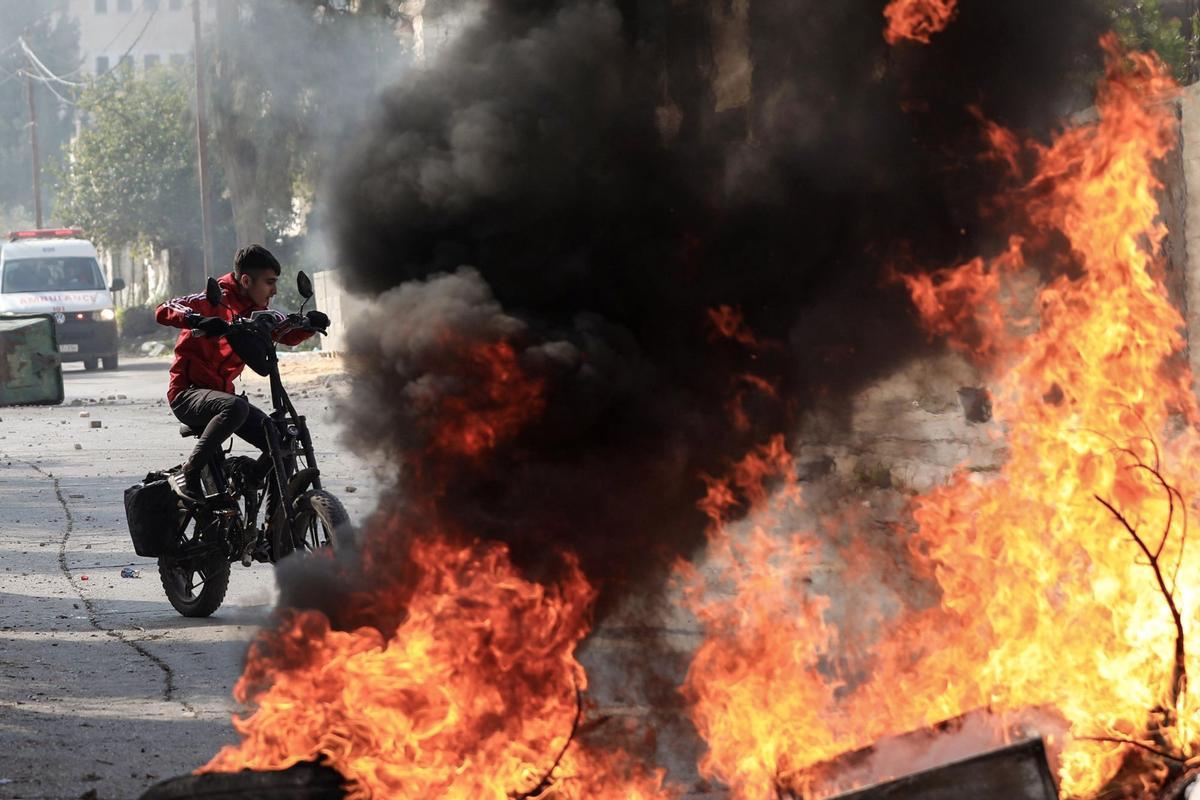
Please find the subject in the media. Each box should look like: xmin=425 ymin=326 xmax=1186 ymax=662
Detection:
xmin=124 ymin=271 xmax=349 ymax=617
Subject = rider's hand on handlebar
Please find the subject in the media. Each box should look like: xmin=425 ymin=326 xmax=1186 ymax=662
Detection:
xmin=305 ymin=310 xmax=330 ymax=332
xmin=193 ymin=316 xmax=230 ymax=336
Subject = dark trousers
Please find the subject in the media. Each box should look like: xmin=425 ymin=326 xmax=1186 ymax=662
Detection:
xmin=170 ymin=388 xmax=271 ymax=476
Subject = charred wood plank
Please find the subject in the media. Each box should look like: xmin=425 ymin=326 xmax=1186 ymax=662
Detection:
xmin=825 ymin=739 xmax=1058 ymax=800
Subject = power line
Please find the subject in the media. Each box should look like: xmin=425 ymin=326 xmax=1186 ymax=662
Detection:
xmin=0 ymin=63 xmax=23 ymax=88
xmin=15 ymin=4 xmax=161 ymax=110
xmin=92 ymin=5 xmax=159 ymax=83
xmin=97 ymin=3 xmax=149 ymax=57
xmin=19 ymin=67 xmax=75 ymax=107
xmin=19 ymin=38 xmax=85 ymax=88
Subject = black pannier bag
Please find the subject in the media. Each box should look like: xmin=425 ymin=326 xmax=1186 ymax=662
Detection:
xmin=124 ymin=471 xmax=180 ymax=557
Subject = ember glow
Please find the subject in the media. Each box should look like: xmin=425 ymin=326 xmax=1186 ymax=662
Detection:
xmin=682 ymin=38 xmax=1200 ymax=799
xmin=883 ymin=0 xmax=958 ymax=45
xmin=428 ymin=338 xmax=545 ymax=459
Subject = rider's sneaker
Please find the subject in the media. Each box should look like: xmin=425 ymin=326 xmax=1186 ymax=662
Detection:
xmin=251 ymin=539 xmax=272 ymax=563
xmin=168 ymin=470 xmax=204 ymax=504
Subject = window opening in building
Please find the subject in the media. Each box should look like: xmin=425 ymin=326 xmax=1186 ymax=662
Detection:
xmin=95 ymin=0 xmax=108 ymax=12
xmin=144 ymin=54 xmax=160 ymax=69
xmin=95 ymin=55 xmax=109 ymax=74
xmin=169 ymin=0 xmax=182 ymax=8
xmin=145 ymin=0 xmax=159 ymax=9
xmin=117 ymin=0 xmax=132 ymax=11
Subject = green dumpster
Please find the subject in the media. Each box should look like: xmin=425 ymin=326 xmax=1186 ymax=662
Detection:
xmin=0 ymin=315 xmax=64 ymax=406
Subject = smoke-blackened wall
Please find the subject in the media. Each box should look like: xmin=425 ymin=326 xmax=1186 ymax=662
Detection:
xmin=325 ymin=0 xmax=1109 ymax=612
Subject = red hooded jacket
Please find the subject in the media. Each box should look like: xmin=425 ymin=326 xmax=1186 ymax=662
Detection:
xmin=155 ymin=272 xmax=313 ymax=404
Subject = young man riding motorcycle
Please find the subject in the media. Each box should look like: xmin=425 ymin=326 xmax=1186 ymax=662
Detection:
xmin=155 ymin=245 xmax=329 ymax=502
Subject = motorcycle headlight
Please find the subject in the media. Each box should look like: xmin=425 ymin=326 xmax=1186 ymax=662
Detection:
xmin=92 ymin=308 xmax=116 ymax=322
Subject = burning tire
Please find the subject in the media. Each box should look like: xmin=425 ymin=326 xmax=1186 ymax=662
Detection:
xmin=272 ymin=489 xmax=349 ymax=560
xmin=137 ymin=761 xmax=346 ymax=799
xmin=157 ymin=509 xmax=232 ymax=618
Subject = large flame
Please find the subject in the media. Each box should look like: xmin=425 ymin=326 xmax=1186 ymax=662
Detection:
xmin=683 ymin=38 xmax=1198 ymax=799
xmin=202 ymin=336 xmax=672 ymax=800
xmin=205 ymin=537 xmax=670 ymax=799
xmin=883 ymin=0 xmax=958 ymax=45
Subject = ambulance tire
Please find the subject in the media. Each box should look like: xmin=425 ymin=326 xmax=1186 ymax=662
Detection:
xmin=102 ymin=354 xmax=119 ymax=370
xmin=83 ymin=358 xmax=99 ymax=371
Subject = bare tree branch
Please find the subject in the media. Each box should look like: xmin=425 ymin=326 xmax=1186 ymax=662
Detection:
xmin=1079 ymin=735 xmax=1188 ymax=765
xmin=1095 ymin=490 xmax=1188 ymax=715
xmin=509 ymin=685 xmax=584 ymax=800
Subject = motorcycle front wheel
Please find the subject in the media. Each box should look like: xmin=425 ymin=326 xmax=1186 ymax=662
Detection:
xmin=158 ymin=509 xmax=231 ymax=618
xmin=272 ymin=489 xmax=349 ymax=560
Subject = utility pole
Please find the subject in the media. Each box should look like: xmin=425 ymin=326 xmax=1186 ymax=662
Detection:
xmin=192 ymin=0 xmax=214 ymax=280
xmin=23 ymin=71 xmax=43 ymax=228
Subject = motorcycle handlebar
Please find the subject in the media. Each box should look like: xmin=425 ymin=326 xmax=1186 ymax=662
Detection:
xmin=191 ymin=315 xmax=327 ymax=339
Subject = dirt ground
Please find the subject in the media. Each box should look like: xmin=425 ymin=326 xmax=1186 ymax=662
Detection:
xmin=274 ymin=353 xmax=345 ymax=385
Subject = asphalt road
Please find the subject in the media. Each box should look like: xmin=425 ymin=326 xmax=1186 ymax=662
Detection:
xmin=0 ymin=356 xmax=381 ymax=800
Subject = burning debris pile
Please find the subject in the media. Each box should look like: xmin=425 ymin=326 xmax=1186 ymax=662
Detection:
xmin=682 ymin=34 xmax=1200 ymax=800
xmin=156 ymin=0 xmax=1200 ymax=798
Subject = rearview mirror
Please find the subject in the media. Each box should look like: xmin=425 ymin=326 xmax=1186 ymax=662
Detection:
xmin=109 ymin=277 xmax=125 ymax=292
xmin=205 ymin=277 xmax=222 ymax=307
xmin=297 ymin=271 xmax=313 ymax=300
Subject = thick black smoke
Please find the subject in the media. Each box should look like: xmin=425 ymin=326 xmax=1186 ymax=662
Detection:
xmin=320 ymin=0 xmax=1109 ymax=614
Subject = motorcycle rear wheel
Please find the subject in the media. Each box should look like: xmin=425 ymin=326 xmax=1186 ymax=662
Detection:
xmin=158 ymin=510 xmax=231 ymax=618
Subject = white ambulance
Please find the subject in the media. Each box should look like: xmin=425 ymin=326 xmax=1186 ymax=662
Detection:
xmin=0 ymin=229 xmax=125 ymax=370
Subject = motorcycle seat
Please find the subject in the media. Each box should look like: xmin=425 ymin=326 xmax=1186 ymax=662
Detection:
xmin=178 ymin=425 xmax=202 ymax=438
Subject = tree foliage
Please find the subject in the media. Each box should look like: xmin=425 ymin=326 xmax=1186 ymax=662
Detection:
xmin=209 ymin=0 xmax=408 ymax=248
xmin=56 ymin=69 xmax=201 ymax=252
xmin=0 ymin=0 xmax=79 ymax=223
xmin=54 ymin=68 xmax=235 ymax=294
xmin=1108 ymin=0 xmax=1193 ymax=83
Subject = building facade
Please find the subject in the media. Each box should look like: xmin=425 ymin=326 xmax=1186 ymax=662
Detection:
xmin=65 ymin=0 xmax=213 ymax=76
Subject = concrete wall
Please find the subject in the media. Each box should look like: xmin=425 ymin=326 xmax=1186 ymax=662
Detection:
xmin=1178 ymin=85 xmax=1200 ymax=398
xmin=98 ymin=243 xmax=170 ymax=309
xmin=312 ymin=268 xmax=372 ymax=353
